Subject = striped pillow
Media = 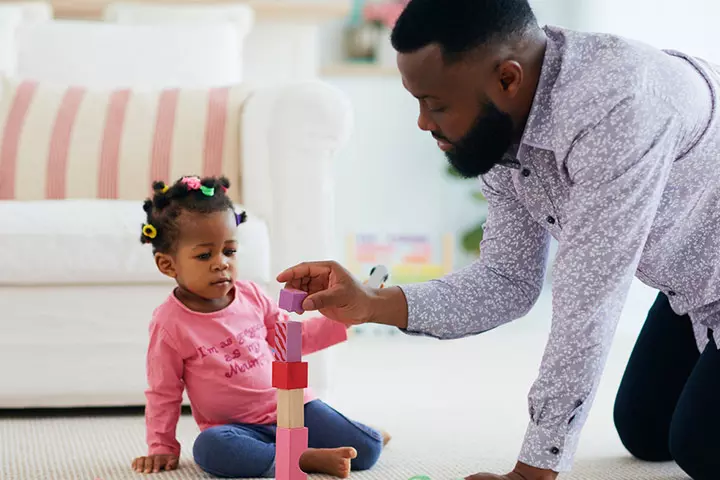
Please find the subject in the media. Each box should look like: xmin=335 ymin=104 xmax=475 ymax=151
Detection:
xmin=0 ymin=76 xmax=250 ymax=201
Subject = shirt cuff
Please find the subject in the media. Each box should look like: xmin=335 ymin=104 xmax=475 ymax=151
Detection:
xmin=518 ymin=420 xmax=580 ymax=472
xmin=396 ymin=282 xmax=444 ymax=337
xmin=148 ymin=444 xmax=180 ymax=457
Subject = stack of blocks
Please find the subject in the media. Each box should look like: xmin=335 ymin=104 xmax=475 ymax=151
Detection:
xmin=274 ymin=288 xmax=310 ymax=480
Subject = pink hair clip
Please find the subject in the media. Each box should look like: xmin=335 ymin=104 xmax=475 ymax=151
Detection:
xmin=181 ymin=176 xmax=201 ymax=190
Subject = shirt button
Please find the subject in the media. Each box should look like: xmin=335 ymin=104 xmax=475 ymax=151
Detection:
xmin=521 ymin=168 xmax=531 ymax=177
xmin=668 ymin=291 xmax=676 ymax=297
xmin=546 ymin=216 xmax=555 ymax=225
xmin=550 ymin=447 xmax=560 ymax=455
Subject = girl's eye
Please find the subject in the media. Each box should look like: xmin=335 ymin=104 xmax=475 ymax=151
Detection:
xmin=196 ymin=253 xmax=211 ymax=260
xmin=224 ymin=249 xmax=237 ymax=257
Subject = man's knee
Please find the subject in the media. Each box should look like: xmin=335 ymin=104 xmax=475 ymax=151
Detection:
xmin=669 ymin=419 xmax=709 ymax=479
xmin=613 ymin=396 xmax=672 ymax=462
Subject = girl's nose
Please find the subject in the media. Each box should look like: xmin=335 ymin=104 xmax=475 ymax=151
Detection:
xmin=212 ymin=261 xmax=229 ymax=271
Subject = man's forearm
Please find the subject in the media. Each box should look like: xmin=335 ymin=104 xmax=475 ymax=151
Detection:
xmin=365 ymin=286 xmax=409 ymax=329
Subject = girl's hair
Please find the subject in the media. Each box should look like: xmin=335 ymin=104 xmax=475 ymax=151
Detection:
xmin=140 ymin=175 xmax=239 ymax=254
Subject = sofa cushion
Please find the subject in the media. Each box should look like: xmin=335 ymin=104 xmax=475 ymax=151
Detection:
xmin=16 ymin=20 xmax=243 ymax=89
xmin=0 ymin=200 xmax=270 ymax=286
xmin=0 ymin=76 xmax=250 ymax=202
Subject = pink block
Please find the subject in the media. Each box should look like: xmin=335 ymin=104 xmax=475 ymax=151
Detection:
xmin=276 ymin=427 xmax=308 ymax=480
xmin=279 ymin=288 xmax=308 ymax=314
xmin=274 ymin=320 xmax=302 ymax=362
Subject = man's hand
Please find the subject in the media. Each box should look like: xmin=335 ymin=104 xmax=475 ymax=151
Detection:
xmin=131 ymin=454 xmax=179 ymax=473
xmin=276 ymin=261 xmax=376 ymax=326
xmin=465 ymin=462 xmax=559 ymax=480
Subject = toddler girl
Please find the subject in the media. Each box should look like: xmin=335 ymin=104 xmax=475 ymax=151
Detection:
xmin=131 ymin=175 xmax=387 ymax=478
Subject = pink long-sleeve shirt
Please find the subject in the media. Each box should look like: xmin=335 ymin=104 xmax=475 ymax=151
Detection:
xmin=144 ymin=280 xmax=348 ymax=456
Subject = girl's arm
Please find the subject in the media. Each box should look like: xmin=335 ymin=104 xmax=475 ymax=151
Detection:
xmin=144 ymin=322 xmax=184 ymax=457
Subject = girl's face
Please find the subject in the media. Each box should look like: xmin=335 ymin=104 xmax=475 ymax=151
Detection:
xmin=155 ymin=209 xmax=239 ymax=310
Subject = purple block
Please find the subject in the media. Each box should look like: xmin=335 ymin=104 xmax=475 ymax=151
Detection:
xmin=279 ymin=288 xmax=307 ymax=314
xmin=286 ymin=321 xmax=302 ymax=362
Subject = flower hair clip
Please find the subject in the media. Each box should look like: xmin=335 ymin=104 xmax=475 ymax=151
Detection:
xmin=142 ymin=223 xmax=157 ymax=239
xmin=181 ymin=176 xmax=202 ymax=190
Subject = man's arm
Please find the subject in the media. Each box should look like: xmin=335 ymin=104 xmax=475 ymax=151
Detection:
xmin=382 ymin=165 xmax=552 ymax=339
xmin=518 ymin=94 xmax=679 ymax=472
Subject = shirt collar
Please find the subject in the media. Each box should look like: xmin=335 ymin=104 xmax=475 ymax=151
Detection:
xmin=517 ymin=26 xmax=564 ymax=153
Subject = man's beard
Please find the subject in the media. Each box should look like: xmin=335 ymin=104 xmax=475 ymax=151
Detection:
xmin=437 ymin=101 xmax=515 ymax=178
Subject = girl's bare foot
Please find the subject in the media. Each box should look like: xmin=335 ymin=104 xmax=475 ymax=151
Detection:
xmin=381 ymin=430 xmax=392 ymax=446
xmin=299 ymin=447 xmax=357 ymax=478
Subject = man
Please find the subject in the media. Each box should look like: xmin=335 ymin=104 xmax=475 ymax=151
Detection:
xmin=279 ymin=1 xmax=720 ymax=479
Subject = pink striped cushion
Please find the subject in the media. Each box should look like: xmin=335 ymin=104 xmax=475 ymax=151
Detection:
xmin=0 ymin=77 xmax=250 ymax=201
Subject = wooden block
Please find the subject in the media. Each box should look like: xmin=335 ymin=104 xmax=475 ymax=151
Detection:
xmin=277 ymin=388 xmax=304 ymax=428
xmin=273 ymin=361 xmax=308 ymax=390
xmin=274 ymin=320 xmax=302 ymax=362
xmin=276 ymin=427 xmax=308 ymax=480
xmin=279 ymin=288 xmax=308 ymax=314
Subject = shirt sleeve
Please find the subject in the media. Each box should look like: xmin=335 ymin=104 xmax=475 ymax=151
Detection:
xmin=399 ymin=165 xmax=551 ymax=339
xmin=518 ymin=94 xmax=680 ymax=472
xmin=144 ymin=321 xmax=184 ymax=457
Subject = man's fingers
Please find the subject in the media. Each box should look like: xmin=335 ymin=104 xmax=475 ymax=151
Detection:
xmin=303 ymin=288 xmax=341 ymax=311
xmin=153 ymin=457 xmax=163 ymax=473
xmin=276 ymin=261 xmax=336 ymax=282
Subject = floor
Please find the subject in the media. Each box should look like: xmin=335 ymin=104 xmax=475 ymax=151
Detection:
xmin=0 ymin=281 xmax=689 ymax=479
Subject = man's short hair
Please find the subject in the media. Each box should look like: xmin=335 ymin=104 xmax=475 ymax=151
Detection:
xmin=391 ymin=0 xmax=538 ymax=62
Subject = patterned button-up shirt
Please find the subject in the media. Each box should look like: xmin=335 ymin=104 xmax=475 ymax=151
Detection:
xmin=399 ymin=25 xmax=720 ymax=472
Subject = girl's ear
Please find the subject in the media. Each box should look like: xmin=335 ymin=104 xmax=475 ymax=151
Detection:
xmin=155 ymin=253 xmax=177 ymax=278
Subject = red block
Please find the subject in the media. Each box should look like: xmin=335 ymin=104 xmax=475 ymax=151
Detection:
xmin=272 ymin=361 xmax=308 ymax=389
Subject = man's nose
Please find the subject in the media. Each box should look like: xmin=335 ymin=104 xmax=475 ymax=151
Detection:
xmin=417 ymin=108 xmax=437 ymax=133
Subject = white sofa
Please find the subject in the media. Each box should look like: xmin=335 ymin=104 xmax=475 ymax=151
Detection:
xmin=0 ymin=5 xmax=351 ymax=408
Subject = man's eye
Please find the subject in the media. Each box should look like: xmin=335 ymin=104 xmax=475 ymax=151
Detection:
xmin=224 ymin=249 xmax=237 ymax=257
xmin=429 ymin=106 xmax=446 ymax=113
xmin=196 ymin=253 xmax=211 ymax=260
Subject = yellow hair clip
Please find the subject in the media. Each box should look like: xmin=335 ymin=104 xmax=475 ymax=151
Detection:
xmin=142 ymin=224 xmax=157 ymax=239
xmin=161 ymin=185 xmax=169 ymax=193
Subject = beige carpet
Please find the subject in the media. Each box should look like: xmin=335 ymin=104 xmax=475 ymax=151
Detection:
xmin=0 ymin=288 xmax=690 ymax=480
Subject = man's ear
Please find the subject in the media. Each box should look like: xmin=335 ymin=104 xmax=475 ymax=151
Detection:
xmin=497 ymin=60 xmax=523 ymax=96
xmin=155 ymin=253 xmax=177 ymax=279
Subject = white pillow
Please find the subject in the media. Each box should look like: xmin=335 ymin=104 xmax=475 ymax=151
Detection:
xmin=103 ymin=3 xmax=254 ymax=81
xmin=0 ymin=7 xmax=23 ymax=77
xmin=15 ymin=21 xmax=243 ymax=89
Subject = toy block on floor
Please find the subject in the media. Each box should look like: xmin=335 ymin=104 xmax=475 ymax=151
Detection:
xmin=274 ymin=320 xmax=302 ymax=362
xmin=276 ymin=426 xmax=308 ymax=480
xmin=277 ymin=388 xmax=305 ymax=428
xmin=273 ymin=361 xmax=308 ymax=390
xmin=279 ymin=288 xmax=308 ymax=314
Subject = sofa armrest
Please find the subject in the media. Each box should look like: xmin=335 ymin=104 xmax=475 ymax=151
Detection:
xmin=240 ymin=80 xmax=353 ymax=297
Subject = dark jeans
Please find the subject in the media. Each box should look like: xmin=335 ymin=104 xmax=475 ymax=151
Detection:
xmin=614 ymin=292 xmax=720 ymax=480
xmin=192 ymin=399 xmax=383 ymax=478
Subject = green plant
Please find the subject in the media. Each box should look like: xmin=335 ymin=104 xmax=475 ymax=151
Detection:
xmin=446 ymin=164 xmax=486 ymax=255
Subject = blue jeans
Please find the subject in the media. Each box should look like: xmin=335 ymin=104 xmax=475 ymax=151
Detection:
xmin=193 ymin=399 xmax=383 ymax=478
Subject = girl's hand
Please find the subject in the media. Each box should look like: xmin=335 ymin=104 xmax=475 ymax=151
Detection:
xmin=132 ymin=454 xmax=179 ymax=473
